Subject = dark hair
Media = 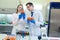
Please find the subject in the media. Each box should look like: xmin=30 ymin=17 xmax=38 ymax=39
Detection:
xmin=26 ymin=2 xmax=33 ymax=6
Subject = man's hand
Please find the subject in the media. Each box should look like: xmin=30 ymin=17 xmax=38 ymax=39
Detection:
xmin=27 ymin=17 xmax=34 ymax=20
xmin=27 ymin=17 xmax=35 ymax=24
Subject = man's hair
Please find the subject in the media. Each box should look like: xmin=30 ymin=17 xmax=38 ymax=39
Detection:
xmin=26 ymin=2 xmax=33 ymax=6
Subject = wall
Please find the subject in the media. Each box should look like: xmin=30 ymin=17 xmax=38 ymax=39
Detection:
xmin=51 ymin=0 xmax=60 ymax=2
xmin=0 ymin=0 xmax=19 ymax=8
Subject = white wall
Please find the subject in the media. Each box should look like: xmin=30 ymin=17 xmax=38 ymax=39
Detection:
xmin=0 ymin=0 xmax=19 ymax=8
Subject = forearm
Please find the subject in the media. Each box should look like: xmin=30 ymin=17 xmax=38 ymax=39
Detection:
xmin=35 ymin=21 xmax=44 ymax=27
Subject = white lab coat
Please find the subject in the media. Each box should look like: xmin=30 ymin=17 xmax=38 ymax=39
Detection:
xmin=32 ymin=10 xmax=44 ymax=26
xmin=26 ymin=9 xmax=44 ymax=36
xmin=12 ymin=12 xmax=27 ymax=35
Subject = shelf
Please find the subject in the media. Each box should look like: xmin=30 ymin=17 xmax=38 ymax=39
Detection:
xmin=0 ymin=24 xmax=13 ymax=26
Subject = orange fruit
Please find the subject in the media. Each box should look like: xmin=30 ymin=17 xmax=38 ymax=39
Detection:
xmin=4 ymin=36 xmax=16 ymax=40
xmin=10 ymin=36 xmax=16 ymax=40
xmin=21 ymin=10 xmax=24 ymax=13
xmin=27 ymin=17 xmax=34 ymax=20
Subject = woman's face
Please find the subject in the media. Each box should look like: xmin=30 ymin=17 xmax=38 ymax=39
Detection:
xmin=18 ymin=5 xmax=23 ymax=11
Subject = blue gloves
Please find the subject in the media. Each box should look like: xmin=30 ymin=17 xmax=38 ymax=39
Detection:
xmin=27 ymin=19 xmax=35 ymax=24
xmin=19 ymin=13 xmax=26 ymax=20
xmin=27 ymin=17 xmax=35 ymax=24
xmin=18 ymin=13 xmax=35 ymax=24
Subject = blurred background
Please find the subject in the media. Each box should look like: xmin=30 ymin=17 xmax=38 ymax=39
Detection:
xmin=0 ymin=0 xmax=60 ymax=40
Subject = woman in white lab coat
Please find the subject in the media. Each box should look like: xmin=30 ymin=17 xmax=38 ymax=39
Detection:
xmin=12 ymin=4 xmax=27 ymax=35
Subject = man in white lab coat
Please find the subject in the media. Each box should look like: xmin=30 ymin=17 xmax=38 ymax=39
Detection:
xmin=26 ymin=2 xmax=44 ymax=40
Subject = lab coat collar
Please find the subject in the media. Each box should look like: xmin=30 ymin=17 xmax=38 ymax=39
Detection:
xmin=31 ymin=9 xmax=37 ymax=12
xmin=31 ymin=9 xmax=35 ymax=13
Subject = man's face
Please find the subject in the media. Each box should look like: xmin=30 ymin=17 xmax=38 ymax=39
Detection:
xmin=26 ymin=4 xmax=34 ymax=11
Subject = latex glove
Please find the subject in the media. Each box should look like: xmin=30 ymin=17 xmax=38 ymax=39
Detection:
xmin=19 ymin=13 xmax=25 ymax=20
xmin=27 ymin=17 xmax=35 ymax=24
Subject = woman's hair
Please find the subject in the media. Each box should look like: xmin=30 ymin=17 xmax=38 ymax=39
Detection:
xmin=16 ymin=4 xmax=23 ymax=13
